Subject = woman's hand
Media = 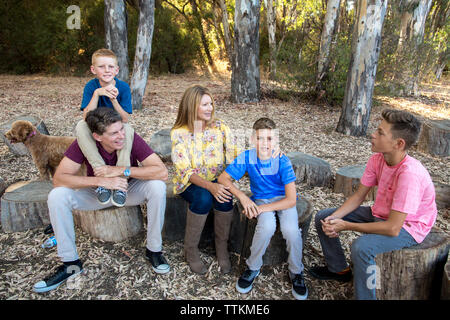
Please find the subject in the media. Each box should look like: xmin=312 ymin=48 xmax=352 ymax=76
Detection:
xmin=208 ymin=182 xmax=233 ymax=203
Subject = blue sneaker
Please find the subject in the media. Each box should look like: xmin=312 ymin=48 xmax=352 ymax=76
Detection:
xmin=96 ymin=187 xmax=111 ymax=205
xmin=33 ymin=262 xmax=83 ymax=293
xmin=111 ymin=190 xmax=127 ymax=207
xmin=236 ymin=269 xmax=260 ymax=294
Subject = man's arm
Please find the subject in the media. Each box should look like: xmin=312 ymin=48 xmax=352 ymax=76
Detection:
xmin=93 ymin=153 xmax=168 ymax=181
xmin=53 ymin=157 xmax=128 ymax=191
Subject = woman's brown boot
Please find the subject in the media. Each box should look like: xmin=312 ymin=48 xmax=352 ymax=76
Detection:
xmin=184 ymin=209 xmax=208 ymax=274
xmin=214 ymin=209 xmax=234 ymax=274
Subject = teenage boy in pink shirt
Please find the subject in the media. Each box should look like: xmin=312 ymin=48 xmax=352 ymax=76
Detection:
xmin=309 ymin=109 xmax=437 ymax=300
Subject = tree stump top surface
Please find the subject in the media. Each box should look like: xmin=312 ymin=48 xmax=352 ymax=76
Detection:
xmin=287 ymin=151 xmax=331 ymax=167
xmin=2 ymin=180 xmax=53 ymax=202
xmin=336 ymin=165 xmax=365 ymax=178
xmin=407 ymin=230 xmax=449 ymax=251
xmin=425 ymin=119 xmax=450 ymax=130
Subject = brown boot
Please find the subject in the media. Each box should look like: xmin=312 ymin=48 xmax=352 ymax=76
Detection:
xmin=184 ymin=209 xmax=208 ymax=274
xmin=214 ymin=209 xmax=234 ymax=274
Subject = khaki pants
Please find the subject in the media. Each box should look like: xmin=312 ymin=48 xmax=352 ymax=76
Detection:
xmin=75 ymin=120 xmax=134 ymax=168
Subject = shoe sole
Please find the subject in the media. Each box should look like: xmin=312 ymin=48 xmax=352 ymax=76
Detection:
xmin=152 ymin=265 xmax=170 ymax=274
xmin=33 ymin=269 xmax=84 ymax=293
xmin=307 ymin=268 xmax=352 ymax=282
xmin=111 ymin=197 xmax=126 ymax=207
xmin=292 ymin=287 xmax=308 ymax=300
xmin=98 ymin=197 xmax=111 ymax=205
xmin=235 ymin=270 xmax=260 ymax=294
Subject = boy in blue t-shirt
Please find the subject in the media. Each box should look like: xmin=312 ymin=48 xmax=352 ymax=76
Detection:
xmin=218 ymin=118 xmax=308 ymax=300
xmin=76 ymin=48 xmax=134 ymax=207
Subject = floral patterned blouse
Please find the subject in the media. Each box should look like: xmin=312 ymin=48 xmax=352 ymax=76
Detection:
xmin=171 ymin=119 xmax=241 ymax=194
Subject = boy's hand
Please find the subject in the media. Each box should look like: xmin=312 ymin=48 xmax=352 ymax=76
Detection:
xmin=94 ymin=165 xmax=123 ymax=178
xmin=240 ymin=196 xmax=261 ymax=219
xmin=321 ymin=218 xmax=340 ymax=238
xmin=272 ymin=147 xmax=285 ymax=158
xmin=101 ymin=177 xmax=128 ymax=192
xmin=208 ymin=182 xmax=232 ymax=203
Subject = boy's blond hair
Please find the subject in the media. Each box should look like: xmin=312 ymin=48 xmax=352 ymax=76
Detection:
xmin=91 ymin=48 xmax=118 ymax=65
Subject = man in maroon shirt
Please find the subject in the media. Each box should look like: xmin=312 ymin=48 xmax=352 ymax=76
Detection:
xmin=34 ymin=108 xmax=170 ymax=293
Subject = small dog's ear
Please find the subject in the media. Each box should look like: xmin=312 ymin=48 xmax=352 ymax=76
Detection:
xmin=16 ymin=121 xmax=33 ymax=141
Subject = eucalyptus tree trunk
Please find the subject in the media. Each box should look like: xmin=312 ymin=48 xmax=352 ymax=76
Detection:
xmin=336 ymin=0 xmax=388 ymax=137
xmin=190 ymin=0 xmax=214 ymax=67
xmin=130 ymin=0 xmax=155 ymax=110
xmin=316 ymin=0 xmax=341 ymax=91
xmin=264 ymin=0 xmax=277 ymax=80
xmin=231 ymin=0 xmax=261 ymax=103
xmin=104 ymin=0 xmax=129 ymax=82
xmin=217 ymin=0 xmax=233 ymax=62
xmin=396 ymin=0 xmax=433 ymax=96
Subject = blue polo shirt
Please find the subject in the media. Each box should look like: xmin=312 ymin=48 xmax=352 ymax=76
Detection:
xmin=81 ymin=77 xmax=132 ymax=114
xmin=225 ymin=149 xmax=296 ymax=200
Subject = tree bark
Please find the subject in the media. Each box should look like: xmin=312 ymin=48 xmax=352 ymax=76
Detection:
xmin=231 ymin=0 xmax=261 ymax=103
xmin=316 ymin=0 xmax=341 ymax=91
xmin=217 ymin=0 xmax=233 ymax=63
xmin=336 ymin=0 xmax=388 ymax=137
xmin=264 ymin=0 xmax=277 ymax=80
xmin=104 ymin=0 xmax=130 ymax=82
xmin=130 ymin=0 xmax=155 ymax=110
xmin=375 ymin=230 xmax=449 ymax=300
xmin=1 ymin=181 xmax=53 ymax=233
xmin=395 ymin=0 xmax=433 ymax=96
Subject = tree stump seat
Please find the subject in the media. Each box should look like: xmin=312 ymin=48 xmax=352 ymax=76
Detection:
xmin=334 ymin=165 xmax=377 ymax=200
xmin=229 ymin=196 xmax=313 ymax=268
xmin=287 ymin=152 xmax=332 ymax=187
xmin=417 ymin=119 xmax=449 ymax=157
xmin=375 ymin=229 xmax=449 ymax=300
xmin=73 ymin=206 xmax=144 ymax=243
xmin=1 ymin=180 xmax=53 ymax=232
xmin=441 ymin=254 xmax=450 ymax=299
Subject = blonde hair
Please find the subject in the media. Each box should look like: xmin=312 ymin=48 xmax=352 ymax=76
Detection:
xmin=172 ymin=85 xmax=215 ymax=132
xmin=91 ymin=48 xmax=118 ymax=65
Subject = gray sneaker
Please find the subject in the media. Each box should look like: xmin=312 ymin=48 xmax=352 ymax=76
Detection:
xmin=236 ymin=269 xmax=260 ymax=294
xmin=111 ymin=190 xmax=127 ymax=207
xmin=96 ymin=187 xmax=111 ymax=205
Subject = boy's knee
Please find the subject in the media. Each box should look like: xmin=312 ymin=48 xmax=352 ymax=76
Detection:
xmin=315 ymin=208 xmax=336 ymax=226
xmin=257 ymin=218 xmax=277 ymax=237
xmin=281 ymin=224 xmax=301 ymax=240
xmin=351 ymin=236 xmax=372 ymax=262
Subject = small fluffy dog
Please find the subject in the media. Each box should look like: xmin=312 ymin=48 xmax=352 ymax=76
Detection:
xmin=5 ymin=120 xmax=76 ymax=180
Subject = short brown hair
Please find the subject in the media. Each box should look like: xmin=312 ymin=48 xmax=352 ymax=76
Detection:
xmin=381 ymin=109 xmax=421 ymax=150
xmin=253 ymin=117 xmax=276 ymax=131
xmin=91 ymin=48 xmax=118 ymax=65
xmin=86 ymin=107 xmax=122 ymax=135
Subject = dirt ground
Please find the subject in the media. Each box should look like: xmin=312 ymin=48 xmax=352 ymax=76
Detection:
xmin=0 ymin=72 xmax=448 ymax=301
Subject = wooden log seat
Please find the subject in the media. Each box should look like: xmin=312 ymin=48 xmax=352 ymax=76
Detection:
xmin=1 ymin=180 xmax=53 ymax=232
xmin=73 ymin=206 xmax=144 ymax=243
xmin=417 ymin=119 xmax=449 ymax=157
xmin=334 ymin=165 xmax=377 ymax=201
xmin=229 ymin=196 xmax=313 ymax=268
xmin=375 ymin=229 xmax=449 ymax=300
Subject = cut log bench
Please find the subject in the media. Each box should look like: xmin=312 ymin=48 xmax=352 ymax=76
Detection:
xmin=287 ymin=152 xmax=332 ymax=187
xmin=1 ymin=181 xmax=53 ymax=232
xmin=375 ymin=229 xmax=449 ymax=300
xmin=417 ymin=119 xmax=449 ymax=157
xmin=334 ymin=165 xmax=377 ymax=201
xmin=229 ymin=196 xmax=313 ymax=268
xmin=442 ymin=254 xmax=450 ymax=300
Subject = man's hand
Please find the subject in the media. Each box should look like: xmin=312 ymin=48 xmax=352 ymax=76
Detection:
xmin=208 ymin=182 xmax=232 ymax=203
xmin=102 ymin=177 xmax=128 ymax=192
xmin=321 ymin=216 xmax=344 ymax=238
xmin=239 ymin=195 xmax=261 ymax=219
xmin=94 ymin=165 xmax=124 ymax=178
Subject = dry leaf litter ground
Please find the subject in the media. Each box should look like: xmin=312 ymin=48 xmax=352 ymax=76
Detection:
xmin=0 ymin=73 xmax=448 ymax=300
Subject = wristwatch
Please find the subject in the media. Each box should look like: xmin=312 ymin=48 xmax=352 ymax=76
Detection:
xmin=123 ymin=166 xmax=131 ymax=178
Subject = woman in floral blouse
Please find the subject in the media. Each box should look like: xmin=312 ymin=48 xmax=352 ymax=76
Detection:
xmin=171 ymin=85 xmax=240 ymax=275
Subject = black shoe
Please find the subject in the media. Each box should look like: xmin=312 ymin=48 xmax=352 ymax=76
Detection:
xmin=307 ymin=265 xmax=352 ymax=282
xmin=33 ymin=261 xmax=83 ymax=293
xmin=146 ymin=249 xmax=170 ymax=274
xmin=111 ymin=190 xmax=127 ymax=207
xmin=96 ymin=187 xmax=111 ymax=205
xmin=236 ymin=269 xmax=260 ymax=294
xmin=291 ymin=272 xmax=308 ymax=300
